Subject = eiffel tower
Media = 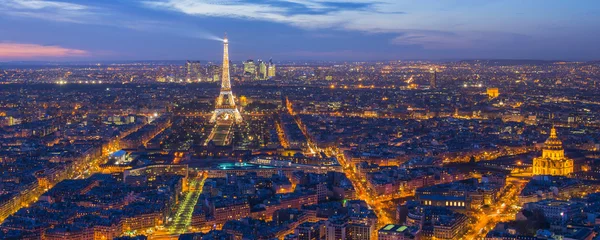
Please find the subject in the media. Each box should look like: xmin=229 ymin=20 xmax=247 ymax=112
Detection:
xmin=210 ymin=33 xmax=243 ymax=124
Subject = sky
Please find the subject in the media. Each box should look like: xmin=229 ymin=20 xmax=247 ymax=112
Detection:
xmin=0 ymin=0 xmax=599 ymax=61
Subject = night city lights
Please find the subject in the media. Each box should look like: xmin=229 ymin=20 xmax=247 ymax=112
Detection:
xmin=1 ymin=1 xmax=600 ymax=240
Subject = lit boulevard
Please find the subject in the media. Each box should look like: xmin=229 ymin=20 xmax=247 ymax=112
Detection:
xmin=464 ymin=177 xmax=527 ymax=239
xmin=330 ymin=147 xmax=396 ymax=226
xmin=154 ymin=174 xmax=207 ymax=238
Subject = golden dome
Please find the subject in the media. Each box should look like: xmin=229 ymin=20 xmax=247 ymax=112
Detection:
xmin=534 ymin=126 xmax=573 ymax=176
xmin=544 ymin=127 xmax=563 ymax=150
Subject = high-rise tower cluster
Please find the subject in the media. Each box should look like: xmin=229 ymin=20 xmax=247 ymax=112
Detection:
xmin=242 ymin=58 xmax=276 ymax=81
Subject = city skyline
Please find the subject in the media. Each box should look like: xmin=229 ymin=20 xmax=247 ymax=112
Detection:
xmin=1 ymin=0 xmax=600 ymax=61
xmin=2 ymin=2 xmax=600 ymax=240
xmin=2 ymin=29 xmax=600 ymax=240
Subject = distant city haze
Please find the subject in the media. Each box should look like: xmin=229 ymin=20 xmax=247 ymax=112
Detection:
xmin=0 ymin=0 xmax=599 ymax=61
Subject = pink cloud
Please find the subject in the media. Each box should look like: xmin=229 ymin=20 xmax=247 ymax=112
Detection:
xmin=0 ymin=43 xmax=88 ymax=59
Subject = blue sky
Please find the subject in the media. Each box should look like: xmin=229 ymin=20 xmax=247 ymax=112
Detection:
xmin=0 ymin=0 xmax=599 ymax=61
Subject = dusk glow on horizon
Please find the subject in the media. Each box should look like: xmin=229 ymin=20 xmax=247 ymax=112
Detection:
xmin=0 ymin=43 xmax=88 ymax=59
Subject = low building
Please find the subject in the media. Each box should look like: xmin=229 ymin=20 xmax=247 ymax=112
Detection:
xmin=378 ymin=224 xmax=417 ymax=240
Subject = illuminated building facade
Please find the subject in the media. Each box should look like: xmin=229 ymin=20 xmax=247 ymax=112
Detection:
xmin=210 ymin=34 xmax=243 ymax=124
xmin=429 ymin=68 xmax=437 ymax=89
xmin=259 ymin=60 xmax=268 ymax=80
xmin=243 ymin=59 xmax=256 ymax=75
xmin=405 ymin=206 xmax=467 ymax=240
xmin=243 ymin=59 xmax=256 ymax=80
xmin=186 ymin=60 xmax=201 ymax=81
xmin=268 ymin=59 xmax=276 ymax=78
xmin=487 ymin=87 xmax=499 ymax=99
xmin=295 ymin=222 xmax=325 ymax=240
xmin=533 ymin=127 xmax=574 ymax=176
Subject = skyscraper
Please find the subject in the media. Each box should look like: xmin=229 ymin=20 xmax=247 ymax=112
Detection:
xmin=209 ymin=34 xmax=243 ymax=124
xmin=268 ymin=59 xmax=276 ymax=78
xmin=243 ymin=59 xmax=256 ymax=79
xmin=429 ymin=68 xmax=437 ymax=89
xmin=258 ymin=60 xmax=267 ymax=80
xmin=185 ymin=60 xmax=201 ymax=81
xmin=207 ymin=64 xmax=220 ymax=82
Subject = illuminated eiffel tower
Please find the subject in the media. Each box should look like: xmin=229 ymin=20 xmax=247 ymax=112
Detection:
xmin=210 ymin=34 xmax=243 ymax=124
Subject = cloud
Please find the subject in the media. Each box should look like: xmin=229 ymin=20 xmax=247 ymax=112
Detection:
xmin=391 ymin=30 xmax=532 ymax=49
xmin=141 ymin=0 xmax=541 ymax=50
xmin=141 ymin=0 xmax=396 ymax=30
xmin=0 ymin=0 xmax=223 ymax=42
xmin=138 ymin=0 xmax=446 ymax=39
xmin=2 ymin=0 xmax=86 ymax=10
xmin=0 ymin=0 xmax=99 ymax=23
xmin=0 ymin=43 xmax=88 ymax=59
xmin=144 ymin=0 xmax=289 ymax=22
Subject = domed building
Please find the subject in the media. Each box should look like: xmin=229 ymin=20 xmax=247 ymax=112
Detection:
xmin=533 ymin=127 xmax=574 ymax=176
